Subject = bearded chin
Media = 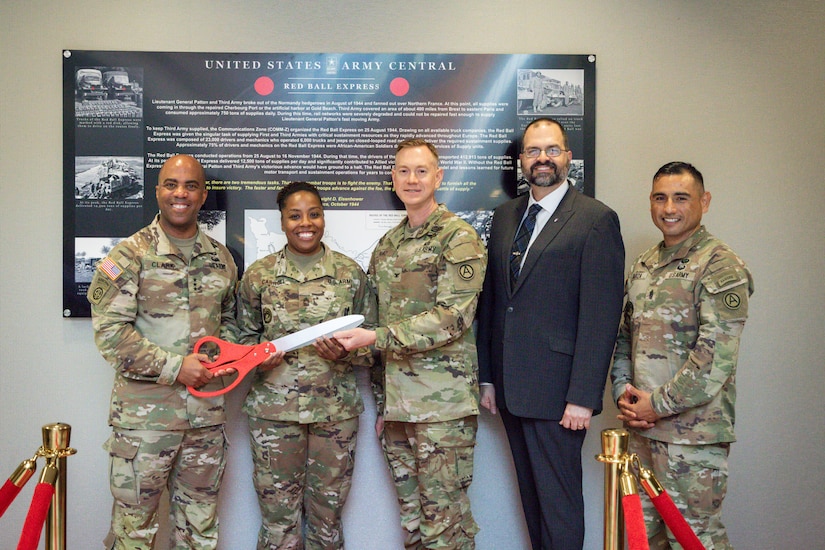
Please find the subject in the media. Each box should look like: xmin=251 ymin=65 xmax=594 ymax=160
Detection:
xmin=529 ymin=164 xmax=568 ymax=187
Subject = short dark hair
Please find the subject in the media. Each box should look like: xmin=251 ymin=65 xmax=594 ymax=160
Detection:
xmin=653 ymin=162 xmax=704 ymax=191
xmin=277 ymin=181 xmax=322 ymax=211
xmin=522 ymin=117 xmax=569 ymax=151
xmin=396 ymin=138 xmax=440 ymax=165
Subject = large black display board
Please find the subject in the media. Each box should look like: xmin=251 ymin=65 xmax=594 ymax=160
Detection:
xmin=63 ymin=50 xmax=596 ymax=317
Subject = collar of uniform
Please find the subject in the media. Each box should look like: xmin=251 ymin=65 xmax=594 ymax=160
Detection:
xmin=652 ymin=225 xmax=709 ymax=267
xmin=403 ymin=203 xmax=449 ymax=240
xmin=275 ymin=243 xmax=337 ymax=281
xmin=150 ymin=213 xmax=217 ymax=258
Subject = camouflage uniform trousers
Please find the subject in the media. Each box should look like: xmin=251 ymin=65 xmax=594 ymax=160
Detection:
xmin=382 ymin=416 xmax=479 ymax=549
xmin=102 ymin=425 xmax=227 ymax=550
xmin=248 ymin=415 xmax=358 ymax=550
xmin=629 ymin=432 xmax=732 ymax=550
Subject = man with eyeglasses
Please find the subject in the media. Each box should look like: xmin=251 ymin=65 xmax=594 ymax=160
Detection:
xmin=477 ymin=118 xmax=625 ymax=549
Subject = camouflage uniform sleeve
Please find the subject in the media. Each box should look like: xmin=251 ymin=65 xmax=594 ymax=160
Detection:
xmin=88 ymin=249 xmax=183 ymax=383
xmin=610 ymin=282 xmax=634 ymax=405
xmin=220 ymin=287 xmax=239 ymax=344
xmin=370 ymin=361 xmax=385 ymax=414
xmin=366 ymin=255 xmax=385 ymax=413
xmin=236 ymin=265 xmax=266 ymax=347
xmin=651 ymin=257 xmax=753 ymax=416
xmin=350 ymin=263 xmax=377 ymax=369
xmin=220 ymin=255 xmax=240 ymax=345
xmin=374 ymin=232 xmax=487 ymax=354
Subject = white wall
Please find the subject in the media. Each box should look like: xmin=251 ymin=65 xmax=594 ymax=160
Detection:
xmin=2 ymin=1 xmax=823 ymax=548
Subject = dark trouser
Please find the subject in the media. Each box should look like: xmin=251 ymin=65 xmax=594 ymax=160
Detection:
xmin=500 ymin=408 xmax=586 ymax=550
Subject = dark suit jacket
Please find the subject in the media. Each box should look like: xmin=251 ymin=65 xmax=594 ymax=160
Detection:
xmin=478 ymin=186 xmax=625 ymax=420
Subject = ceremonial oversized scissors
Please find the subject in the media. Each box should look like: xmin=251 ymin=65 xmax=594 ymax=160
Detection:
xmin=187 ymin=314 xmax=364 ymax=398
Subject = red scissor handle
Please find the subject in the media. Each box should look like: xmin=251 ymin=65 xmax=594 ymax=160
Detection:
xmin=186 ymin=336 xmax=276 ymax=398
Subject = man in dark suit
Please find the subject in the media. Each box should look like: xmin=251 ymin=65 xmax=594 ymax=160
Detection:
xmin=477 ymin=118 xmax=625 ymax=550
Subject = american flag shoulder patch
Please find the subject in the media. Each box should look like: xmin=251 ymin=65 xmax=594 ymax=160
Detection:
xmin=98 ymin=257 xmax=123 ymax=281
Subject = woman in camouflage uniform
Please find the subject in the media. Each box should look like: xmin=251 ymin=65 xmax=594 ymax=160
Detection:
xmin=236 ymin=182 xmax=375 ymax=550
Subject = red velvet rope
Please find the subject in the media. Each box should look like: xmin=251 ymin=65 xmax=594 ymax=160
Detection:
xmin=622 ymin=493 xmax=650 ymax=550
xmin=0 ymin=479 xmax=23 ymax=518
xmin=650 ymin=491 xmax=705 ymax=550
xmin=16 ymin=482 xmax=54 ymax=550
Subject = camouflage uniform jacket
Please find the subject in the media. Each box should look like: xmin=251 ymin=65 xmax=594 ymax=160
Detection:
xmin=611 ymin=226 xmax=753 ymax=444
xmin=370 ymin=204 xmax=487 ymax=423
xmin=87 ymin=214 xmax=239 ymax=431
xmin=237 ymin=245 xmax=375 ymax=423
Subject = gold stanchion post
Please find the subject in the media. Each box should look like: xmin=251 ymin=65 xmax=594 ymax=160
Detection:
xmin=8 ymin=457 xmax=38 ymax=489
xmin=41 ymin=423 xmax=75 ymax=550
xmin=597 ymin=428 xmax=629 ymax=550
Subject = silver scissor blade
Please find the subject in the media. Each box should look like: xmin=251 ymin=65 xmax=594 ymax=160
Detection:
xmin=269 ymin=314 xmax=365 ymax=352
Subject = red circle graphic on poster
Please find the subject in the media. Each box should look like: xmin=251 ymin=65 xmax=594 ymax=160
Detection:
xmin=390 ymin=77 xmax=410 ymax=96
xmin=255 ymin=76 xmax=275 ymax=96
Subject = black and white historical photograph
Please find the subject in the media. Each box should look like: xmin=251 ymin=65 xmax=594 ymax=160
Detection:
xmin=517 ymin=68 xmax=585 ymax=116
xmin=74 ymin=66 xmax=143 ymax=118
xmin=74 ymin=156 xmax=144 ymax=201
xmin=74 ymin=237 xmax=122 ymax=283
xmin=198 ymin=210 xmax=228 ymax=245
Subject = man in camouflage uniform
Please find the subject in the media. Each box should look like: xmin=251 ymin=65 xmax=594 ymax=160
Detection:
xmin=236 ymin=181 xmax=376 ymax=549
xmin=335 ymin=139 xmax=487 ymax=549
xmin=611 ymin=162 xmax=754 ymax=549
xmin=87 ymin=154 xmax=238 ymax=550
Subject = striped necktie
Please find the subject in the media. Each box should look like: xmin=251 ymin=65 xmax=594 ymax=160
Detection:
xmin=510 ymin=203 xmax=542 ymax=285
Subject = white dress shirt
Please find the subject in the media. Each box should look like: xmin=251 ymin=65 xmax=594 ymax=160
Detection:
xmin=518 ymin=180 xmax=569 ymax=268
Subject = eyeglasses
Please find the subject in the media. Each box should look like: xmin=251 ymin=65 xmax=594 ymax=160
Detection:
xmin=522 ymin=146 xmax=568 ymax=159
